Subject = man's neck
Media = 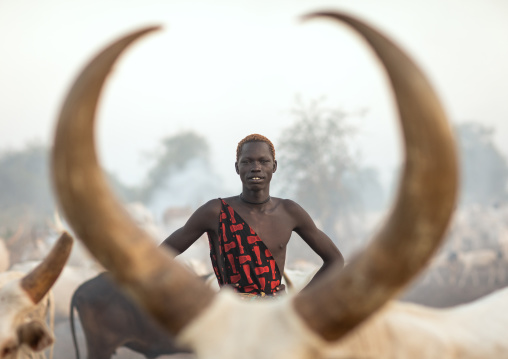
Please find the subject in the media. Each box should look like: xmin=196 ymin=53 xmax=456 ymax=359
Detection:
xmin=239 ymin=193 xmax=271 ymax=205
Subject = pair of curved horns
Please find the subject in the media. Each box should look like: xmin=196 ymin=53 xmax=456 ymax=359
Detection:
xmin=51 ymin=11 xmax=458 ymax=341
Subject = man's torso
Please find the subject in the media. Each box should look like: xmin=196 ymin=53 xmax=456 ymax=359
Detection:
xmin=206 ymin=197 xmax=295 ymax=294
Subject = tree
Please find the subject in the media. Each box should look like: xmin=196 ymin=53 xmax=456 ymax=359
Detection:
xmin=0 ymin=143 xmax=54 ymax=233
xmin=455 ymin=122 xmax=508 ymax=205
xmin=0 ymin=142 xmax=138 ymax=236
xmin=139 ymin=131 xmax=213 ymax=204
xmin=0 ymin=131 xmax=218 ymax=237
xmin=276 ymin=98 xmax=383 ymax=249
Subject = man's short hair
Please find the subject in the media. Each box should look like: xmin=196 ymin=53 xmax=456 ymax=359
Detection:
xmin=236 ymin=134 xmax=276 ymax=162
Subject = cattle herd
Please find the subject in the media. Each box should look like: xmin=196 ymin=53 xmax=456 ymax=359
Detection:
xmin=2 ymin=9 xmax=508 ymax=359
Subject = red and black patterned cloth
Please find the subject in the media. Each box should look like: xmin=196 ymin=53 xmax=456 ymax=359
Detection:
xmin=207 ymin=199 xmax=282 ymax=296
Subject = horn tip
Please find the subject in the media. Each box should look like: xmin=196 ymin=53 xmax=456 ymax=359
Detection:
xmin=138 ymin=25 xmax=163 ymax=36
xmin=300 ymin=11 xmax=340 ymax=22
xmin=57 ymin=231 xmax=74 ymax=249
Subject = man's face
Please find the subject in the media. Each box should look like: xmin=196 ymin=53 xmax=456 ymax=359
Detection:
xmin=235 ymin=141 xmax=277 ymax=189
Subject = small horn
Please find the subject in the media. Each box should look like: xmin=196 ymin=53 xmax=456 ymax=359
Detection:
xmin=293 ymin=12 xmax=458 ymax=341
xmin=21 ymin=231 xmax=73 ymax=303
xmin=51 ymin=26 xmax=215 ymax=335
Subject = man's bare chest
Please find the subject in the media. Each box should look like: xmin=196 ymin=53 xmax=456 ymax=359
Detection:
xmin=230 ymin=210 xmax=293 ymax=252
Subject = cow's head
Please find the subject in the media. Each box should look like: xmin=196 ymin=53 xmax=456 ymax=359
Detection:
xmin=51 ymin=11 xmax=458 ymax=358
xmin=0 ymin=232 xmax=73 ymax=358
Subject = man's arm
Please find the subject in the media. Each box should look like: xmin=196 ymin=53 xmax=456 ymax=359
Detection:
xmin=161 ymin=199 xmax=220 ymax=254
xmin=287 ymin=200 xmax=345 ymax=289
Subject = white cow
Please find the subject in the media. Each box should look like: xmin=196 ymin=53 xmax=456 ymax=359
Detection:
xmin=176 ymin=286 xmax=508 ymax=359
xmin=52 ymin=8 xmax=508 ymax=359
xmin=0 ymin=232 xmax=72 ymax=359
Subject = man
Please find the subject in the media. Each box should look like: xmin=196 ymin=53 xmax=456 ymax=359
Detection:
xmin=162 ymin=134 xmax=344 ymax=298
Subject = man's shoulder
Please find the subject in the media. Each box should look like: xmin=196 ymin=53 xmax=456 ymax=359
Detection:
xmin=274 ymin=197 xmax=304 ymax=214
xmin=192 ymin=198 xmax=223 ymax=219
xmin=200 ymin=198 xmax=223 ymax=211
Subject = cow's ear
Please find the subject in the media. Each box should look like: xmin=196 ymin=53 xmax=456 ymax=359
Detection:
xmin=17 ymin=320 xmax=54 ymax=352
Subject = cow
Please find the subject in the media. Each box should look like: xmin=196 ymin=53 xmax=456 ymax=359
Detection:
xmin=69 ymin=272 xmax=192 ymax=359
xmin=450 ymin=248 xmax=500 ymax=287
xmin=50 ymin=9 xmax=508 ymax=359
xmin=0 ymin=232 xmax=73 ymax=359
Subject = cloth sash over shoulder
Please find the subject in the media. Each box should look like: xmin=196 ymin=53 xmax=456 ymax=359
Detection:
xmin=207 ymin=199 xmax=282 ymax=295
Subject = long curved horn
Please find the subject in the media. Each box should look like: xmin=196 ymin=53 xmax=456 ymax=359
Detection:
xmin=21 ymin=231 xmax=73 ymax=303
xmin=293 ymin=12 xmax=458 ymax=341
xmin=51 ymin=26 xmax=215 ymax=335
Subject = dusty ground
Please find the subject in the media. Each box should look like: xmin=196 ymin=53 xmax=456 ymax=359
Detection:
xmin=51 ymin=320 xmax=196 ymax=359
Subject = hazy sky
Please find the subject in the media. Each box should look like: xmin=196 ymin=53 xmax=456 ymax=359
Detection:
xmin=1 ymin=0 xmax=507 ymax=192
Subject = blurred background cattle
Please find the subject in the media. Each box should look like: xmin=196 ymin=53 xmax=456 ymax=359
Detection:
xmin=400 ymin=204 xmax=508 ymax=307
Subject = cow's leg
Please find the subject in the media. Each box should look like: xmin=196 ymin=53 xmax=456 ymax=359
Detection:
xmin=77 ymin=306 xmax=123 ymax=359
xmin=86 ymin=344 xmax=116 ymax=359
